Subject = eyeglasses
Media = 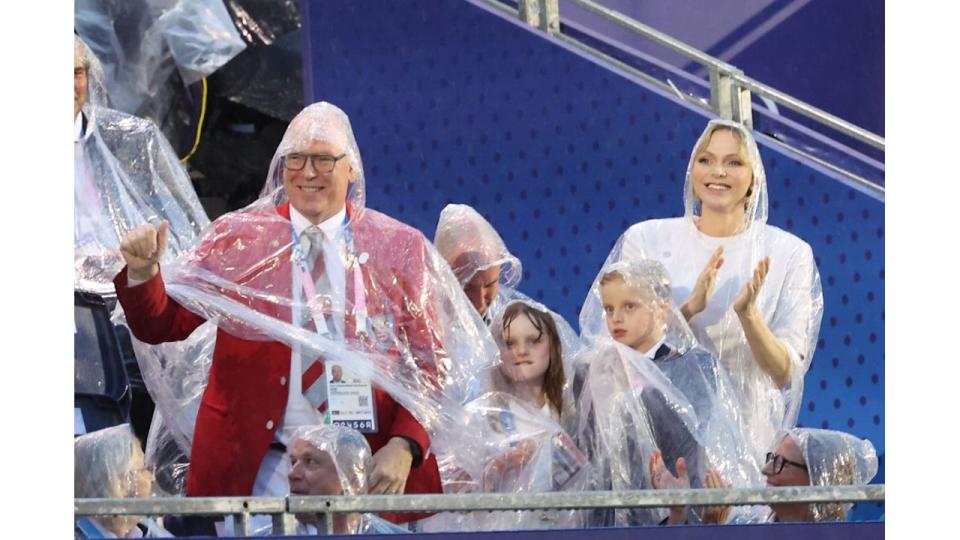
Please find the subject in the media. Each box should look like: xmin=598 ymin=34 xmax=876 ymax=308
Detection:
xmin=765 ymin=452 xmax=808 ymax=475
xmin=284 ymin=153 xmax=346 ymax=173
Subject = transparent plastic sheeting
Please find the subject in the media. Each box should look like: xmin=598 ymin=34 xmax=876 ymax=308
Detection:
xmin=122 ymin=103 xmax=496 ymax=492
xmin=141 ymin=325 xmax=216 ymax=494
xmin=75 ymin=36 xmax=210 ymax=294
xmin=574 ymin=260 xmax=761 ymax=526
xmin=75 ymin=0 xmax=245 ymax=116
xmin=572 ymin=337 xmax=764 ymax=527
xmin=140 ymin=191 xmax=494 ymax=462
xmin=423 ymin=392 xmax=590 ymax=531
xmin=74 ymin=424 xmax=162 ymax=537
xmin=788 ymin=428 xmax=878 ymax=522
xmin=291 ymin=424 xmax=372 ymax=497
xmin=281 ymin=425 xmax=407 ymax=535
xmin=158 ymin=0 xmax=248 ymax=85
xmin=485 ymin=293 xmax=582 ymax=430
xmin=434 ymin=204 xmax=522 ymax=288
xmin=434 ymin=203 xmax=522 ymax=321
xmin=609 ymin=119 xmax=824 ymax=462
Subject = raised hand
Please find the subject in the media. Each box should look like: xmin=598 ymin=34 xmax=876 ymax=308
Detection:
xmin=681 ymin=246 xmax=724 ymax=320
xmin=733 ymin=256 xmax=770 ymax=316
xmin=119 ymin=221 xmax=169 ymax=282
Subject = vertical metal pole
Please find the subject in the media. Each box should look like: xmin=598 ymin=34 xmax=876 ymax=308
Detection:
xmin=540 ymin=0 xmax=560 ymax=34
xmin=518 ymin=0 xmax=539 ymax=26
xmin=709 ymin=67 xmax=733 ymax=121
xmin=234 ymin=511 xmax=252 ymax=537
xmin=321 ymin=510 xmax=334 ymax=535
xmin=710 ymin=67 xmax=753 ymax=127
xmin=732 ymin=81 xmax=754 ymax=128
xmin=273 ymin=511 xmax=298 ymax=536
xmin=519 ymin=0 xmax=559 ymax=35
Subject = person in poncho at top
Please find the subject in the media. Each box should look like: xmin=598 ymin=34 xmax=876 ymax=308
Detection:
xmin=113 ymin=101 xmax=495 ymax=526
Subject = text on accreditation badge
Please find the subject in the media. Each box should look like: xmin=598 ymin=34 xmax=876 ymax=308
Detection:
xmin=325 ymin=362 xmax=378 ymax=433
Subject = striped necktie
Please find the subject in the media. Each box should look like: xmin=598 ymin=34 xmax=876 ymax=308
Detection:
xmin=301 ymin=225 xmax=333 ymax=413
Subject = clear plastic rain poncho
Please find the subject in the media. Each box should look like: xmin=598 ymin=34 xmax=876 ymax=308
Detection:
xmin=434 ymin=203 xmax=522 ymax=322
xmin=123 ymin=102 xmax=497 ymax=493
xmin=424 ymin=392 xmax=590 ymax=531
xmin=487 ymin=294 xmax=582 ymax=428
xmin=75 ymin=0 xmax=245 ymax=116
xmin=417 ymin=297 xmax=587 ymax=531
xmin=74 ymin=424 xmax=166 ymax=537
xmin=235 ymin=424 xmax=408 ymax=536
xmin=75 ymin=36 xmax=209 ymax=294
xmin=786 ymin=428 xmax=878 ymax=522
xmin=612 ymin=119 xmax=824 ymax=462
xmin=573 ymin=259 xmax=761 ymax=527
xmin=287 ymin=425 xmax=409 ymax=535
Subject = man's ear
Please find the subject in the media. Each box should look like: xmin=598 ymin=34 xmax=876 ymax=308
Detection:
xmin=348 ymin=163 xmax=358 ymax=185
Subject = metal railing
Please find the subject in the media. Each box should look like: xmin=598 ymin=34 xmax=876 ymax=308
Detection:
xmin=483 ymin=0 xmax=884 ymax=196
xmin=76 ymin=485 xmax=885 ymax=536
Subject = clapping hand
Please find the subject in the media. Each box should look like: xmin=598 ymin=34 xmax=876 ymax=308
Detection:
xmin=681 ymin=246 xmax=724 ymax=320
xmin=649 ymin=449 xmax=689 ymax=524
xmin=701 ymin=469 xmax=732 ymax=525
xmin=733 ymin=256 xmax=770 ymax=316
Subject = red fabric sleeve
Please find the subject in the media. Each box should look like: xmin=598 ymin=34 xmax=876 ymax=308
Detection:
xmin=113 ymin=266 xmax=205 ymax=344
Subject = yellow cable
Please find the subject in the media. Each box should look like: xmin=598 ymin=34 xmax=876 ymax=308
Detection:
xmin=180 ymin=77 xmax=208 ymax=163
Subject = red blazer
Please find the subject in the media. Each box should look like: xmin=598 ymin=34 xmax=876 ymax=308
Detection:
xmin=114 ymin=202 xmax=442 ymax=521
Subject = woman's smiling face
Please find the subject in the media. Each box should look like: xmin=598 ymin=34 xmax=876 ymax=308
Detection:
xmin=691 ymin=128 xmax=753 ymax=216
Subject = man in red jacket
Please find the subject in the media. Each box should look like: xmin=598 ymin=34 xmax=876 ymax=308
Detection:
xmin=114 ymin=102 xmax=480 ymax=523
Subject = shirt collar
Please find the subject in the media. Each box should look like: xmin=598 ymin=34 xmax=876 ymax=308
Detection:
xmin=289 ymin=204 xmax=347 ymax=238
xmin=639 ymin=337 xmax=666 ymax=360
xmin=74 ymin=112 xmax=86 ymax=142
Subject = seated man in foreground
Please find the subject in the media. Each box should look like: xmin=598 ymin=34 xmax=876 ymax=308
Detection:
xmin=651 ymin=427 xmax=878 ymax=524
xmin=288 ymin=424 xmax=408 ymax=534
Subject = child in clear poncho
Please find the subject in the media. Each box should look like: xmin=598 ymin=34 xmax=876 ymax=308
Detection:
xmin=74 ymin=424 xmax=170 ymax=538
xmin=423 ymin=298 xmax=589 ymax=531
xmin=574 ymin=260 xmax=760 ymax=526
xmin=610 ymin=120 xmax=824 ymax=463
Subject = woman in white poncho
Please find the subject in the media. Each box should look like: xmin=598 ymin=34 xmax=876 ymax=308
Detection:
xmin=611 ymin=119 xmax=824 ymax=461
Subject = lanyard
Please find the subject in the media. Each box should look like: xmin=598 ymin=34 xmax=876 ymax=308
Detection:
xmin=290 ymin=215 xmax=369 ymax=338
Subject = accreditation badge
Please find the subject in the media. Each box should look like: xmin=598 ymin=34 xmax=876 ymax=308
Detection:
xmin=550 ymin=431 xmax=588 ymax=490
xmin=325 ymin=362 xmax=378 ymax=433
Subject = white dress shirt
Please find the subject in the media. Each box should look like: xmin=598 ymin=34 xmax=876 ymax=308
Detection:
xmin=75 ymin=112 xmax=103 ymax=248
xmin=252 ymin=204 xmax=349 ymax=497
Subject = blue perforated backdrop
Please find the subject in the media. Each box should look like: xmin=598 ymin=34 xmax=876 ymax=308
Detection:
xmin=301 ymin=0 xmax=884 ymax=506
